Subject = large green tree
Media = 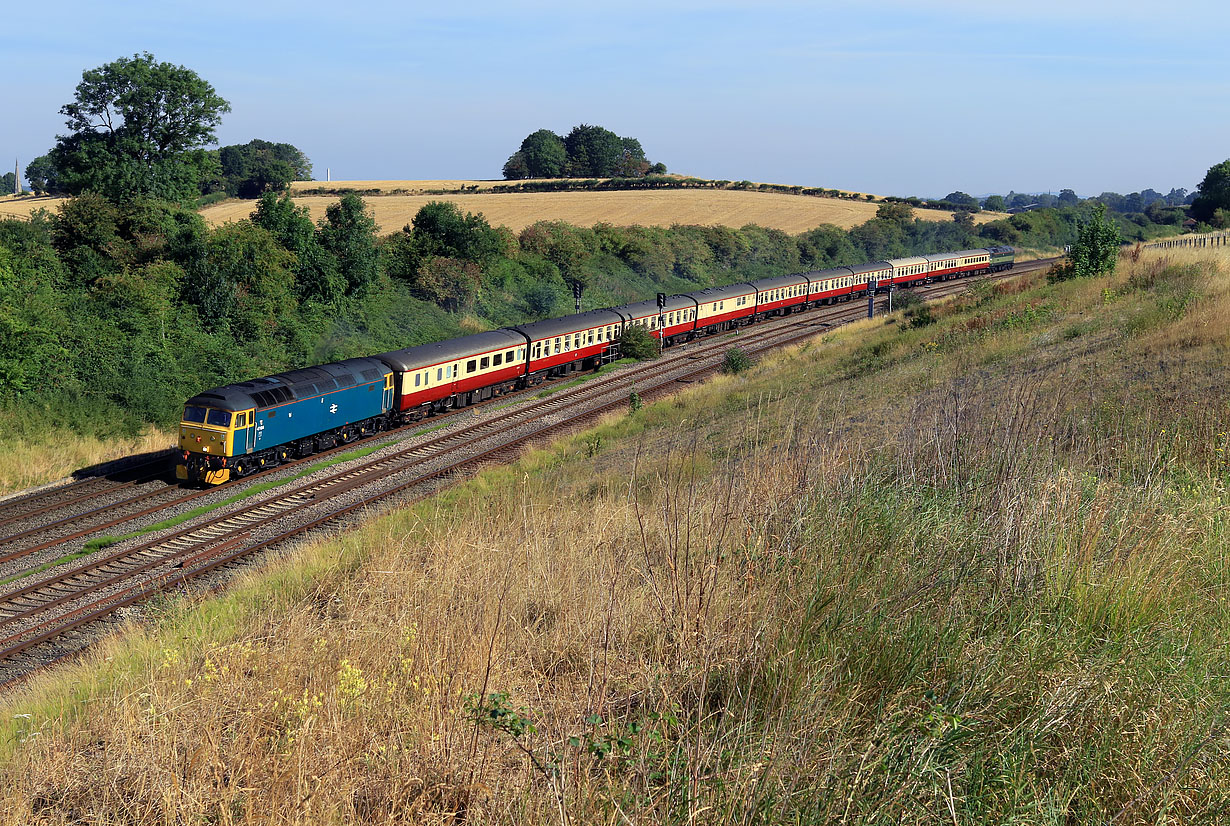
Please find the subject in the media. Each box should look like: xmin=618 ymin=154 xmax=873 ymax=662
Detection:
xmin=564 ymin=124 xmax=625 ymax=177
xmin=1191 ymin=159 xmax=1230 ymax=224
xmin=318 ymin=193 xmax=379 ymax=295
xmin=216 ymin=140 xmax=312 ymax=197
xmin=49 ymin=52 xmax=230 ymax=202
xmin=982 ymin=195 xmax=1006 ymax=212
xmin=503 ymin=129 xmax=567 ymax=179
xmin=251 ymin=192 xmax=341 ymax=301
xmin=23 ymin=156 xmax=62 ymax=195
xmin=519 ymin=220 xmax=593 ymax=298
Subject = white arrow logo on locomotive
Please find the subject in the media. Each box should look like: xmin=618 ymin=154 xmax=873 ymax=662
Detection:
xmin=330 ymin=403 xmax=338 ymax=414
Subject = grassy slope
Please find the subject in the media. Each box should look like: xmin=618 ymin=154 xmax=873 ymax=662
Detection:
xmin=0 ymin=427 xmax=175 ymax=495
xmin=2 ymin=248 xmax=1228 ymax=823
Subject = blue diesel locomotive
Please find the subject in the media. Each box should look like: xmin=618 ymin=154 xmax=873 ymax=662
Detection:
xmin=177 ymin=358 xmax=393 ymax=484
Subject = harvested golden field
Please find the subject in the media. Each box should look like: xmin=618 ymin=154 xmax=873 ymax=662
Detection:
xmin=289 ymin=179 xmax=554 ymax=193
xmin=202 ymin=188 xmax=1003 ymax=234
xmin=287 ymin=177 xmax=877 ymax=197
xmin=0 ymin=194 xmax=68 ymax=219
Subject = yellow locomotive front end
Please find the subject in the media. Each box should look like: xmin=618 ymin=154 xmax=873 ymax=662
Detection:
xmin=176 ymin=403 xmax=247 ymax=485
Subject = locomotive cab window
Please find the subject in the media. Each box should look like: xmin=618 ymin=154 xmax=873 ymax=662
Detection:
xmin=183 ymin=405 xmax=207 ymax=423
xmin=206 ymin=409 xmax=232 ymax=427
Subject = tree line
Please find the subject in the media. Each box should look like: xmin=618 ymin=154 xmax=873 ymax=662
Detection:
xmin=0 ymin=181 xmax=1191 ymax=440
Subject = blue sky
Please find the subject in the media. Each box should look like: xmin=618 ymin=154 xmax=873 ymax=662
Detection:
xmin=3 ymin=0 xmax=1226 ymax=198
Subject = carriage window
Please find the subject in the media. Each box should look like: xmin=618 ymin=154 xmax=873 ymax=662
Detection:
xmin=481 ymin=356 xmax=490 ymax=369
xmin=507 ymin=350 xmax=515 ymax=361
xmin=453 ymin=364 xmax=459 ymax=378
xmin=467 ymin=360 xmax=477 ymax=374
xmin=437 ymin=368 xmax=443 ymax=381
xmin=414 ymin=373 xmax=421 ymax=387
xmin=555 ymin=338 xmax=561 ymax=354
xmin=493 ymin=353 xmax=502 ymax=366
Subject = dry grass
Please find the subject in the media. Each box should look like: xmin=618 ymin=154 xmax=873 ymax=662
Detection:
xmin=2 ymin=248 xmax=1227 ymax=823
xmin=200 ymin=188 xmax=1001 ymax=234
xmin=0 ymin=426 xmax=174 ymax=497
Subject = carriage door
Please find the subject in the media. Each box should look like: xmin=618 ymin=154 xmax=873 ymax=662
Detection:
xmin=382 ymin=373 xmax=394 ymax=409
xmin=242 ymin=410 xmax=256 ymax=453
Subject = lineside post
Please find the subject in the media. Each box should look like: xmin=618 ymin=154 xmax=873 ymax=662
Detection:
xmin=867 ymin=278 xmax=877 ymax=318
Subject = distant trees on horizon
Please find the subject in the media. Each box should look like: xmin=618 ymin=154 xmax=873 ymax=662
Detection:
xmin=502 ymin=125 xmax=666 ymax=180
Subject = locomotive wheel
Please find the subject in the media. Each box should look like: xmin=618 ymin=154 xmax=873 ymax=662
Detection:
xmin=232 ymin=460 xmax=247 ymax=478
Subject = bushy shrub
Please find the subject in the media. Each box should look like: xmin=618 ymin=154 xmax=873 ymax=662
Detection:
xmin=721 ymin=347 xmax=753 ymax=374
xmin=619 ymin=324 xmax=659 ymax=360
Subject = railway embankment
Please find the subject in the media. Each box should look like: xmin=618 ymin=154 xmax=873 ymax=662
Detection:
xmin=2 ymin=247 xmax=1228 ymax=823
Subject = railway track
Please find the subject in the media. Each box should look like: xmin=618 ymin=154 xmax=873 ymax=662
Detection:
xmin=0 ymin=262 xmax=1048 ymax=686
xmin=0 ymin=456 xmax=170 ymax=531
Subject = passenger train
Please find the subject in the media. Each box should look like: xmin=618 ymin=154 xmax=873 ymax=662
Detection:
xmin=177 ymin=246 xmax=1015 ymax=484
